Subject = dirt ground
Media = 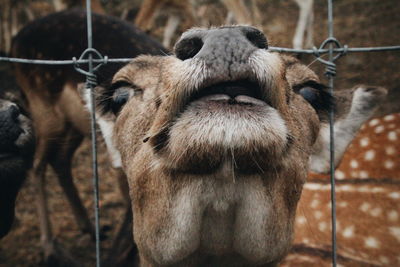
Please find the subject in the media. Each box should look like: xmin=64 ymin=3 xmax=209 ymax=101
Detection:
xmin=0 ymin=0 xmax=399 ymax=266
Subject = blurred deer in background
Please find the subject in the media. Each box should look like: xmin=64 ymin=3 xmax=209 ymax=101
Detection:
xmin=284 ymin=109 xmax=400 ymax=266
xmin=11 ymin=9 xmax=166 ymax=265
xmin=134 ymin=0 xmax=313 ymax=49
xmin=0 ymin=0 xmax=105 ymax=55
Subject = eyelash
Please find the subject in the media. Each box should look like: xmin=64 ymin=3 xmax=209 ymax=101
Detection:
xmin=294 ymin=82 xmax=334 ymax=113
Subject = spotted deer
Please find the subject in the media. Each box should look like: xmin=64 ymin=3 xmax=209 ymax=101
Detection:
xmin=0 ymin=69 xmax=35 ymax=239
xmin=11 ymin=9 xmax=166 ymax=265
xmin=283 ymin=112 xmax=400 ymax=266
xmin=85 ymin=26 xmax=387 ymax=266
xmin=134 ymin=0 xmax=313 ymax=49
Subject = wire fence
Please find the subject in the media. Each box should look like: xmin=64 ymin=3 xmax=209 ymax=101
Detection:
xmin=1 ymin=0 xmax=399 ymax=266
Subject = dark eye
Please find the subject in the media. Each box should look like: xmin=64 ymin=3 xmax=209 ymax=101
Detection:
xmin=299 ymin=87 xmax=318 ymax=104
xmin=110 ymin=85 xmax=143 ymax=115
xmin=98 ymin=81 xmax=143 ymax=115
xmin=295 ymin=82 xmax=334 ymax=114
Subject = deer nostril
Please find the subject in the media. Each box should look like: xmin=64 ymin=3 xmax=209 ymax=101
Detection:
xmin=174 ymin=37 xmax=203 ymax=60
xmin=243 ymin=27 xmax=268 ymax=49
xmin=8 ymin=105 xmax=20 ymax=121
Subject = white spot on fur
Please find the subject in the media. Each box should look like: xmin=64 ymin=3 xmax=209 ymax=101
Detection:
xmin=389 ymin=227 xmax=400 ymax=242
xmin=296 ymin=216 xmax=307 ymax=225
xmin=302 ymin=238 xmax=310 ymax=244
xmin=364 ymin=237 xmax=380 ymax=248
xmin=358 ymin=186 xmax=370 ymax=192
xmin=372 ymin=187 xmax=386 ymax=193
xmin=304 ymin=183 xmax=326 ymax=190
xmin=360 ymin=137 xmax=370 ymax=147
xmin=350 ymin=160 xmax=359 ymax=168
xmin=364 ymin=150 xmax=375 ymax=161
xmin=370 ymin=207 xmax=382 ymax=217
xmin=385 ymin=160 xmax=395 ymax=169
xmin=369 ymin=119 xmax=380 ymax=127
xmin=318 ymin=222 xmax=327 ymax=232
xmin=388 ymin=131 xmax=398 ymax=141
xmin=384 ymin=114 xmax=395 ymax=121
xmin=338 ymin=201 xmax=348 ymax=207
xmin=359 ymin=171 xmax=369 ymax=179
xmin=360 ymin=202 xmax=371 ymax=212
xmin=335 ymin=170 xmax=345 ymax=180
xmin=386 ymin=146 xmax=396 ymax=155
xmin=310 ymin=199 xmax=320 ymax=208
xmin=389 ymin=192 xmax=400 ymax=199
xmin=379 ymin=256 xmax=390 ymax=264
xmin=388 ymin=210 xmax=399 ymax=221
xmin=314 ymin=211 xmax=323 ymax=219
xmin=342 ymin=225 xmax=355 ymax=238
xmin=375 ymin=125 xmax=385 ymax=133
xmin=342 ymin=185 xmax=355 ymax=191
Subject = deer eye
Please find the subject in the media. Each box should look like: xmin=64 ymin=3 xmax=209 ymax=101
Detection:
xmin=299 ymin=87 xmax=318 ymax=104
xmin=294 ymin=81 xmax=334 ymax=114
xmin=109 ymin=81 xmax=143 ymax=115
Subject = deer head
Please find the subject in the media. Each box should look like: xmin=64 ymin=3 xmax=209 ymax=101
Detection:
xmin=0 ymin=86 xmax=34 ymax=238
xmin=87 ymin=26 xmax=386 ymax=266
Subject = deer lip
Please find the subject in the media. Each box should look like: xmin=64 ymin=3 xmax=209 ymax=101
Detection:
xmin=188 ymin=80 xmax=268 ymax=106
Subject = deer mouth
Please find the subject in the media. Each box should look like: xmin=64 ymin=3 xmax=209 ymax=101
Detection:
xmin=187 ymin=79 xmax=268 ymax=108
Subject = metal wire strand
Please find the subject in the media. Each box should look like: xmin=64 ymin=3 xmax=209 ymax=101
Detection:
xmin=326 ymin=0 xmax=337 ymax=266
xmin=84 ymin=0 xmax=101 ymax=266
xmin=1 ymin=45 xmax=400 ymax=65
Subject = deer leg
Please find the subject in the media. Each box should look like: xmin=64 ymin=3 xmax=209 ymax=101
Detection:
xmin=33 ymin=148 xmax=53 ymax=252
xmin=32 ymin=138 xmax=79 ymax=266
xmin=104 ymin=167 xmax=137 ymax=266
xmin=48 ymin=129 xmax=95 ymax=238
xmin=163 ymin=14 xmax=181 ymax=49
xmin=293 ymin=0 xmax=313 ymax=49
xmin=304 ymin=0 xmax=314 ymax=49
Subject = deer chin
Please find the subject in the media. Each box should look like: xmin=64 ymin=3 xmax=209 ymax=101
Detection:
xmin=157 ymin=81 xmax=290 ymax=175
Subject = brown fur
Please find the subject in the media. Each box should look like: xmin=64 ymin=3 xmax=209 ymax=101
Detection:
xmin=107 ymin=27 xmax=330 ymax=266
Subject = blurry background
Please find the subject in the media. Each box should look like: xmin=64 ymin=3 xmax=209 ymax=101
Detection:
xmin=0 ymin=0 xmax=399 ymax=266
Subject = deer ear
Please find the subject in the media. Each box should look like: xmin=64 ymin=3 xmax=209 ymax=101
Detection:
xmin=309 ymin=85 xmax=387 ymax=174
xmin=78 ymin=83 xmax=123 ymax=168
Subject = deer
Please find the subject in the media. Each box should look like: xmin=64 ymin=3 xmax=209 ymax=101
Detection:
xmin=11 ymin=8 xmax=166 ymax=265
xmin=0 ymin=69 xmax=35 ymax=239
xmin=283 ymin=111 xmax=400 ymax=266
xmin=134 ymin=0 xmax=313 ymax=49
xmin=85 ymin=25 xmax=388 ymax=266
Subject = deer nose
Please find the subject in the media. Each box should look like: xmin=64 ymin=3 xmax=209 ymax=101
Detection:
xmin=8 ymin=105 xmax=20 ymax=121
xmin=174 ymin=26 xmax=268 ymax=62
xmin=0 ymin=105 xmax=23 ymax=148
xmin=0 ymin=105 xmax=20 ymax=121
